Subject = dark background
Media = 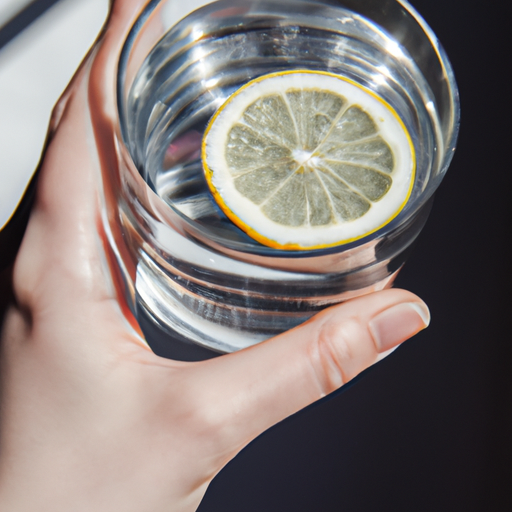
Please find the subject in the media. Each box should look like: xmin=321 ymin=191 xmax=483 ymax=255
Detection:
xmin=1 ymin=0 xmax=510 ymax=510
xmin=198 ymin=0 xmax=511 ymax=511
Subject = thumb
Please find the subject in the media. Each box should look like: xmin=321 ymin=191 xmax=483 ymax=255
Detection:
xmin=191 ymin=288 xmax=429 ymax=455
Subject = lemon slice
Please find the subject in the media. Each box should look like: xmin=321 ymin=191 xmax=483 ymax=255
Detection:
xmin=202 ymin=70 xmax=415 ymax=250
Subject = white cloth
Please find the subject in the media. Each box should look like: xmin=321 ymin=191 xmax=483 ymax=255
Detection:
xmin=0 ymin=0 xmax=108 ymax=230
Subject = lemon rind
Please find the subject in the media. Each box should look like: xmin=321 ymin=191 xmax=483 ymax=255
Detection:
xmin=202 ymin=70 xmax=416 ymax=251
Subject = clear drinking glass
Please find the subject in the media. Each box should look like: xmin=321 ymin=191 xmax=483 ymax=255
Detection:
xmin=111 ymin=0 xmax=459 ymax=359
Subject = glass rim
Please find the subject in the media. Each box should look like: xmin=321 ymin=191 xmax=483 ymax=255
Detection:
xmin=115 ymin=0 xmax=460 ymax=256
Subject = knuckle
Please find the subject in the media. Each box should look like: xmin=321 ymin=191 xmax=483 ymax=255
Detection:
xmin=191 ymin=400 xmax=224 ymax=433
xmin=184 ymin=391 xmax=232 ymax=447
xmin=308 ymin=317 xmax=366 ymax=397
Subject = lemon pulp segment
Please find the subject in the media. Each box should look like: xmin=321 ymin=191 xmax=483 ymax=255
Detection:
xmin=202 ymin=70 xmax=415 ymax=250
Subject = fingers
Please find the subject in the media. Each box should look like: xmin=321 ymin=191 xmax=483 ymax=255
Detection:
xmin=28 ymin=0 xmax=151 ymax=225
xmin=190 ymin=289 xmax=429 ymax=455
xmin=91 ymin=0 xmax=151 ymax=79
xmin=13 ymin=0 xmax=151 ymax=317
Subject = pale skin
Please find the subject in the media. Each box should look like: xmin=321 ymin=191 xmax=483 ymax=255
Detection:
xmin=0 ymin=1 xmax=430 ymax=510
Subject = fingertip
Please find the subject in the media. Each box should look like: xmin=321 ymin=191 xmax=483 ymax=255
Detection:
xmin=410 ymin=300 xmax=431 ymax=326
xmin=369 ymin=300 xmax=430 ymax=353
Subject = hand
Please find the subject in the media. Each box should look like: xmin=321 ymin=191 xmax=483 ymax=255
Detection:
xmin=0 ymin=1 xmax=430 ymax=511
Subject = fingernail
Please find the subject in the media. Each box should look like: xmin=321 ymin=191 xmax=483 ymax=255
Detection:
xmin=369 ymin=302 xmax=430 ymax=352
